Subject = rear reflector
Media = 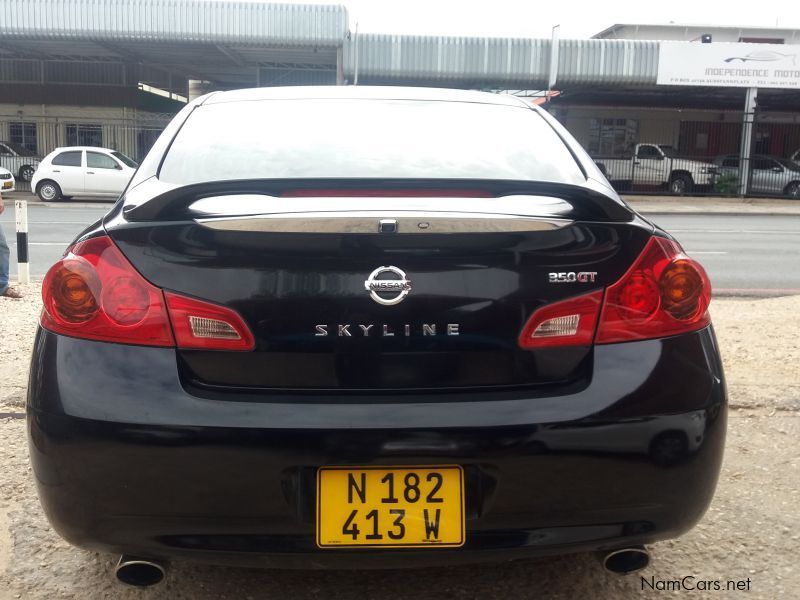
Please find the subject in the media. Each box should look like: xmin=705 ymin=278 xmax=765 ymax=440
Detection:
xmin=189 ymin=316 xmax=241 ymax=340
xmin=518 ymin=291 xmax=603 ymax=349
xmin=534 ymin=314 xmax=580 ymax=338
xmin=166 ymin=292 xmax=255 ymax=351
xmin=41 ymin=235 xmax=255 ymax=351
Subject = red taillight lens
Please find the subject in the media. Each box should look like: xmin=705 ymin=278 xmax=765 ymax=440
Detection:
xmin=42 ymin=236 xmax=174 ymax=346
xmin=596 ymin=237 xmax=711 ymax=344
xmin=659 ymin=259 xmax=706 ymax=320
xmin=46 ymin=258 xmax=101 ymax=324
xmin=102 ymin=277 xmax=150 ymax=326
xmin=517 ymin=237 xmax=711 ymax=349
xmin=41 ymin=235 xmax=255 ymax=351
xmin=518 ymin=290 xmax=603 ymax=349
xmin=165 ymin=292 xmax=255 ymax=351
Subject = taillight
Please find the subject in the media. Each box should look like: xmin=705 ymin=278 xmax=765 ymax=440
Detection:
xmin=517 ymin=236 xmax=711 ymax=349
xmin=166 ymin=292 xmax=255 ymax=351
xmin=41 ymin=235 xmax=255 ymax=350
xmin=595 ymin=237 xmax=711 ymax=344
xmin=518 ymin=291 xmax=602 ymax=349
xmin=41 ymin=236 xmax=174 ymax=346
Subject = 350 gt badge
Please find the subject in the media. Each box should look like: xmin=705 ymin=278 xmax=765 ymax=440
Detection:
xmin=548 ymin=271 xmax=598 ymax=283
xmin=365 ymin=266 xmax=412 ymax=305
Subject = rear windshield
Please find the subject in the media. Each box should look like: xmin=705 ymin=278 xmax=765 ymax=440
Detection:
xmin=778 ymin=159 xmax=800 ymax=172
xmin=158 ymin=99 xmax=585 ymax=185
xmin=112 ymin=151 xmax=138 ymax=168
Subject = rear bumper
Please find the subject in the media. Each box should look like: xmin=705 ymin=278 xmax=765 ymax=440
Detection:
xmin=27 ymin=326 xmax=727 ymax=568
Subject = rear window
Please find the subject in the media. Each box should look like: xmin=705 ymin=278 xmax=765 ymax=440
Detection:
xmin=52 ymin=150 xmax=82 ymax=167
xmin=87 ymin=152 xmax=119 ymax=169
xmin=112 ymin=151 xmax=138 ymax=168
xmin=158 ymin=99 xmax=585 ymax=185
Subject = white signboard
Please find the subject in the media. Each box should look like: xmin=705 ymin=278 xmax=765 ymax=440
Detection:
xmin=657 ymin=42 xmax=800 ymax=89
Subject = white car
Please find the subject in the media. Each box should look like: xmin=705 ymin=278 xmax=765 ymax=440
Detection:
xmin=0 ymin=141 xmax=40 ymax=182
xmin=0 ymin=166 xmax=15 ymax=192
xmin=32 ymin=146 xmax=138 ymax=202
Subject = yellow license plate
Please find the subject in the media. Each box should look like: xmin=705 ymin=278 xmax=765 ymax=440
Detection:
xmin=316 ymin=465 xmax=465 ymax=548
xmin=2 ymin=182 xmax=11 ymax=189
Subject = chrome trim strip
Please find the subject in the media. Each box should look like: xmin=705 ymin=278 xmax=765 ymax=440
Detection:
xmin=196 ymin=211 xmax=571 ymax=233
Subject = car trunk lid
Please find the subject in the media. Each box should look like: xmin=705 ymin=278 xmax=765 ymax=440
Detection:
xmin=108 ymin=190 xmax=651 ymax=391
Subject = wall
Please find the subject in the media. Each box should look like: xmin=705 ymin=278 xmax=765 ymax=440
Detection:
xmin=596 ymin=25 xmax=800 ymax=44
xmin=0 ymin=104 xmax=172 ymax=161
xmin=556 ymin=106 xmax=744 ymax=157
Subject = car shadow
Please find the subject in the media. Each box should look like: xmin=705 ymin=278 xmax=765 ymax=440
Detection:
xmin=94 ymin=551 xmax=645 ymax=599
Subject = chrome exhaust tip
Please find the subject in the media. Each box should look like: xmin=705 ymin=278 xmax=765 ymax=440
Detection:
xmin=115 ymin=555 xmax=167 ymax=587
xmin=600 ymin=546 xmax=650 ymax=575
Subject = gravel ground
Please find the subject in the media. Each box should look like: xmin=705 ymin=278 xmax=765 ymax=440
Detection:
xmin=1 ymin=285 xmax=798 ymax=599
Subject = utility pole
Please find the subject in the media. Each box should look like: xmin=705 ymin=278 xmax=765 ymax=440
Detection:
xmin=738 ymin=87 xmax=758 ymax=196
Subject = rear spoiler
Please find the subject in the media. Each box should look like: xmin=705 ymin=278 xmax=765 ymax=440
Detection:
xmin=119 ymin=177 xmax=634 ymax=223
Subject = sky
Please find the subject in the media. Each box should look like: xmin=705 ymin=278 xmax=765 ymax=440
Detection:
xmin=259 ymin=0 xmax=800 ymax=39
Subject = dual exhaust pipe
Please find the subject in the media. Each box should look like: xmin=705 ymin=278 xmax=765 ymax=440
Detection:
xmin=114 ymin=546 xmax=649 ymax=586
xmin=600 ymin=546 xmax=651 ymax=575
xmin=115 ymin=555 xmax=167 ymax=587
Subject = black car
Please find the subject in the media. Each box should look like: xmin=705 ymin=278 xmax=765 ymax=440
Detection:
xmin=28 ymin=87 xmax=726 ymax=586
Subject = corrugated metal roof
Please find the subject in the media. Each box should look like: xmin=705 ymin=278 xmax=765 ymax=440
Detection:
xmin=343 ymin=34 xmax=552 ymax=87
xmin=556 ymin=40 xmax=659 ymax=85
xmin=0 ymin=2 xmax=662 ymax=88
xmin=0 ymin=0 xmax=348 ymax=47
xmin=343 ymin=34 xmax=659 ymax=87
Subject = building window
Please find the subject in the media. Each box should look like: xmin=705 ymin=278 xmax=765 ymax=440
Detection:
xmin=65 ymin=123 xmax=102 ymax=147
xmin=137 ymin=128 xmax=163 ymax=162
xmin=588 ymin=118 xmax=639 ymax=156
xmin=9 ymin=122 xmax=38 ymax=154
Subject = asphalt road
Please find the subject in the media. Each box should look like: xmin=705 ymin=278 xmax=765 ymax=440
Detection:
xmin=646 ymin=213 xmax=800 ymax=295
xmin=1 ymin=204 xmax=110 ymax=278
xmin=2 ymin=203 xmax=799 ymax=294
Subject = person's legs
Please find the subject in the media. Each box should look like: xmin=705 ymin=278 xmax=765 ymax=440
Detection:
xmin=0 ymin=224 xmax=10 ymax=295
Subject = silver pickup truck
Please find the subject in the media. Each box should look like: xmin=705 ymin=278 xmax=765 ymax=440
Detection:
xmin=594 ymin=143 xmax=718 ymax=194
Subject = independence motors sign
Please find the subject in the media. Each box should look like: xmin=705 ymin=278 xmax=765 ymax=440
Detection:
xmin=657 ymin=42 xmax=800 ymax=89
